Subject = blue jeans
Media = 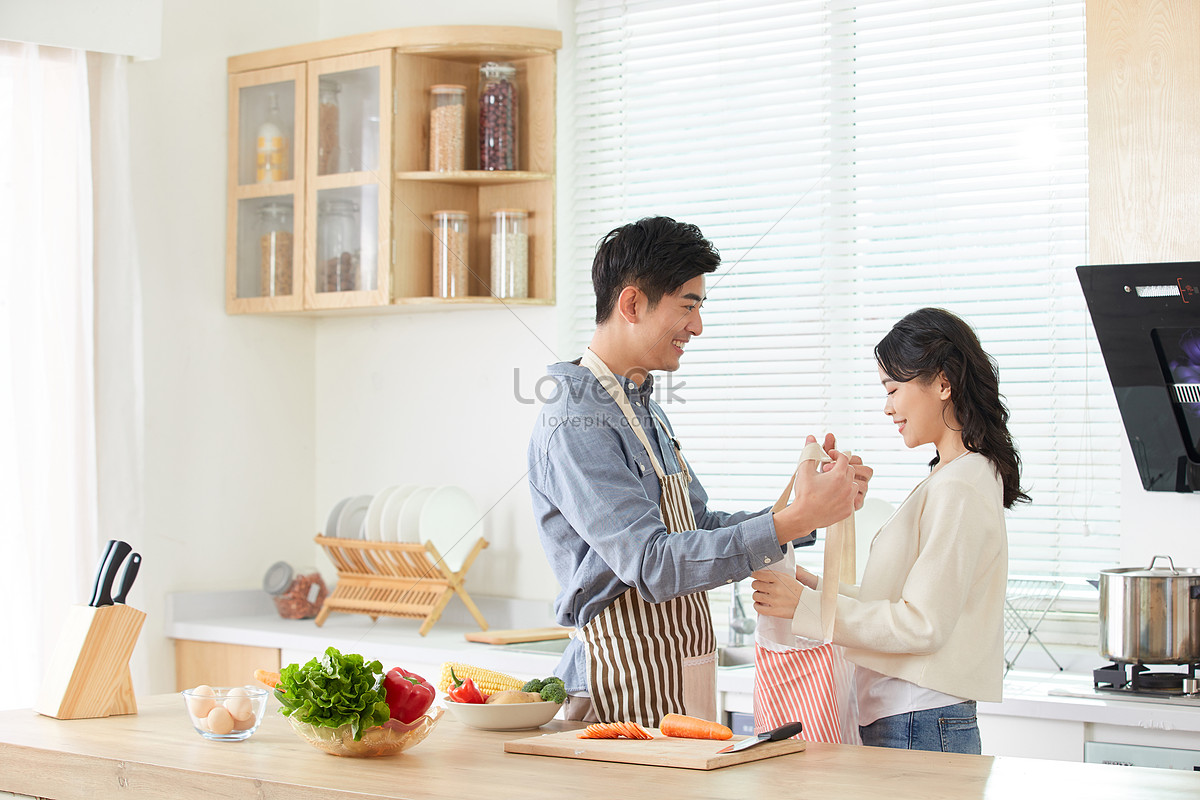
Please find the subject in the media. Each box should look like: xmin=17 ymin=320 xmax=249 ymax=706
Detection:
xmin=859 ymin=700 xmax=981 ymax=754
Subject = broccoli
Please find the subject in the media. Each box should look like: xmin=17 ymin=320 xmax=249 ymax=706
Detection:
xmin=539 ymin=677 xmax=566 ymax=704
xmin=521 ymin=678 xmax=546 ymax=693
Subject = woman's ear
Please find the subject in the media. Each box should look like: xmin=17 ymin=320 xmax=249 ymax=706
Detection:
xmin=616 ymin=285 xmax=640 ymax=323
xmin=937 ymin=371 xmax=952 ymax=400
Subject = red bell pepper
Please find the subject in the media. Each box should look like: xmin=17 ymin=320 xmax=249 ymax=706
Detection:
xmin=383 ymin=667 xmax=436 ymax=723
xmin=447 ymin=667 xmax=486 ymax=704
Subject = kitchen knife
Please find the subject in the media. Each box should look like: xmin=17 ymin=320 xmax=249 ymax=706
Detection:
xmin=88 ymin=540 xmax=118 ymax=607
xmin=88 ymin=540 xmax=132 ymax=607
xmin=715 ymin=720 xmax=805 ymax=753
xmin=112 ymin=552 xmax=141 ymax=604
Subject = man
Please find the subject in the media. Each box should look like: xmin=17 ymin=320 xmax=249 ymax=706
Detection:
xmin=527 ymin=216 xmax=870 ymax=726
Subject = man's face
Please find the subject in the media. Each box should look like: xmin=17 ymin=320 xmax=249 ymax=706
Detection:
xmin=635 ymin=275 xmax=706 ymax=373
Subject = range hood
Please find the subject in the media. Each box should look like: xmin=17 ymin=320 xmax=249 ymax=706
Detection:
xmin=1077 ymin=261 xmax=1200 ymax=491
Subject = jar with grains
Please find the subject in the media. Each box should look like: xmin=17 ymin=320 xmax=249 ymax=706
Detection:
xmin=317 ymin=78 xmax=341 ymax=175
xmin=317 ymin=198 xmax=360 ymax=293
xmin=478 ymin=62 xmax=517 ymax=171
xmin=429 ymin=85 xmax=466 ymax=171
xmin=262 ymin=561 xmax=328 ymax=620
xmin=258 ymin=202 xmax=293 ymax=297
xmin=433 ymin=210 xmax=470 ymax=298
xmin=491 ymin=209 xmax=529 ymax=299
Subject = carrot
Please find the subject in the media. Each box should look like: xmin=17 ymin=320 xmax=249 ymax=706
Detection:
xmin=658 ymin=713 xmax=732 ymax=741
xmin=578 ymin=721 xmax=652 ymax=740
xmin=254 ymin=668 xmax=281 ymax=689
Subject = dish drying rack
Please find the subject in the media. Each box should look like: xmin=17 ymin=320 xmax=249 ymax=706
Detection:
xmin=313 ymin=535 xmax=489 ymax=635
xmin=1003 ymin=578 xmax=1065 ymax=673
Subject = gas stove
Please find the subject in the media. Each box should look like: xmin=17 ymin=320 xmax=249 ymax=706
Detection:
xmin=1093 ymin=660 xmax=1199 ymax=698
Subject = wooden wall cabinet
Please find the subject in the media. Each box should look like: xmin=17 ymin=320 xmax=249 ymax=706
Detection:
xmin=225 ymin=26 xmax=560 ymax=315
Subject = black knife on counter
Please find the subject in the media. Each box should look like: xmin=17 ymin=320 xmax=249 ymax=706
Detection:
xmin=88 ymin=539 xmax=132 ymax=607
xmin=715 ymin=720 xmax=805 ymax=753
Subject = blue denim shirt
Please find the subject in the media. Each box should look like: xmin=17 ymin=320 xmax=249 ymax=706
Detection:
xmin=527 ymin=359 xmax=801 ymax=693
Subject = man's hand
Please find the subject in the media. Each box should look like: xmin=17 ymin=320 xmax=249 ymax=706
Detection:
xmin=771 ymin=435 xmax=857 ymax=544
xmin=822 ymin=433 xmax=874 ymax=511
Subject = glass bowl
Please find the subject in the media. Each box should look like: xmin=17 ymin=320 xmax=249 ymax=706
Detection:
xmin=286 ymin=706 xmax=444 ymax=757
xmin=181 ymin=685 xmax=270 ymax=741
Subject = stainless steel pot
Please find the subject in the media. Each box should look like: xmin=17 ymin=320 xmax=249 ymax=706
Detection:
xmin=1098 ymin=555 xmax=1200 ymax=664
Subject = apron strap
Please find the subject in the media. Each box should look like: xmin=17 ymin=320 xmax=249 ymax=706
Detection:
xmin=580 ymin=348 xmax=668 ymax=480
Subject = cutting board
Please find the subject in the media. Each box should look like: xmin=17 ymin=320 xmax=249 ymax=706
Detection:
xmin=464 ymin=627 xmax=573 ymax=645
xmin=504 ymin=728 xmax=805 ymax=770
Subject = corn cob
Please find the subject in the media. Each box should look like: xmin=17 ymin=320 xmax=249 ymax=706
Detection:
xmin=437 ymin=662 xmax=524 ymax=695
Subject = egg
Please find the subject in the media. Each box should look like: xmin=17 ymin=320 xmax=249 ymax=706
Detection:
xmin=206 ymin=706 xmax=236 ymax=736
xmin=187 ymin=685 xmax=217 ymax=719
xmin=224 ymin=687 xmax=253 ymax=721
xmin=232 ymin=712 xmax=258 ymax=731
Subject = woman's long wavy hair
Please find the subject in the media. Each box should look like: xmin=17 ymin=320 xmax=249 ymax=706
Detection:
xmin=875 ymin=307 xmax=1030 ymax=509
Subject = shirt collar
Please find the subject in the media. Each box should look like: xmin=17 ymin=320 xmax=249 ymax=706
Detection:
xmin=554 ymin=359 xmax=656 ymax=402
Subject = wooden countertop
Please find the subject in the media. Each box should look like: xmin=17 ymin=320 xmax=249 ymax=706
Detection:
xmin=1 ymin=696 xmax=1198 ymax=799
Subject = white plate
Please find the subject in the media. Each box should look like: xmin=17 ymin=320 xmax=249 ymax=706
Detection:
xmin=336 ymin=495 xmax=372 ymax=539
xmin=397 ymin=487 xmax=436 ymax=545
xmin=363 ymin=486 xmax=403 ymax=542
xmin=441 ymin=700 xmax=560 ymax=731
xmin=419 ymin=485 xmax=479 ymax=572
xmin=379 ymin=485 xmax=420 ymax=543
xmin=324 ymin=497 xmax=351 ymax=538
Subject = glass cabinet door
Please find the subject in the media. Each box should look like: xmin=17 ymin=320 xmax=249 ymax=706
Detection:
xmin=226 ymin=64 xmax=306 ymax=313
xmin=304 ymin=51 xmax=392 ymax=309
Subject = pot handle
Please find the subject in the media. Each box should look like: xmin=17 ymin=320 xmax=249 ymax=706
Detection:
xmin=1147 ymin=554 xmax=1178 ymax=573
xmin=1192 ymin=585 xmax=1200 ymax=600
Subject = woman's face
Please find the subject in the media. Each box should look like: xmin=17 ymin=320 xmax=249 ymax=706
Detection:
xmin=878 ymin=365 xmax=953 ymax=449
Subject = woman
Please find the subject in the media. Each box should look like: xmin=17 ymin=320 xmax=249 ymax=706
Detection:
xmin=751 ymin=307 xmax=1029 ymax=754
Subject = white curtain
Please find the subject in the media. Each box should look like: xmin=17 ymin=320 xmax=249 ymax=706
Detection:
xmin=0 ymin=42 xmax=143 ymax=711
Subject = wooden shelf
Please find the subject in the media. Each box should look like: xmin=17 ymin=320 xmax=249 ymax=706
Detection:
xmin=395 ymin=170 xmax=552 ymax=184
xmin=226 ymin=26 xmax=559 ymax=315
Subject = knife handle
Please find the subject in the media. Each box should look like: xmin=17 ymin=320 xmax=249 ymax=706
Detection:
xmin=88 ymin=540 xmax=119 ymax=607
xmin=766 ymin=720 xmax=805 ymax=741
xmin=94 ymin=540 xmax=132 ymax=607
xmin=113 ymin=553 xmax=141 ymax=604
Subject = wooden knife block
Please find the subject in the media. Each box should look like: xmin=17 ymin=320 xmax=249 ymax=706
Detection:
xmin=34 ymin=603 xmax=145 ymax=720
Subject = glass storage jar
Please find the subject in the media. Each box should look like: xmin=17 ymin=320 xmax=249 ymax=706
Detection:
xmin=433 ymin=210 xmax=470 ymax=298
xmin=318 ymin=198 xmax=360 ymax=292
xmin=478 ymin=62 xmax=517 ymax=170
xmin=263 ymin=561 xmax=327 ymax=620
xmin=429 ymin=84 xmax=466 ymax=171
xmin=317 ymin=78 xmax=341 ymax=174
xmin=490 ymin=209 xmax=529 ymax=298
xmin=256 ymin=92 xmax=290 ymax=183
xmin=258 ymin=202 xmax=294 ymax=297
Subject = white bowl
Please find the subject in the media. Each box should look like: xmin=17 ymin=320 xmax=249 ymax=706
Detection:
xmin=442 ymin=700 xmax=561 ymax=731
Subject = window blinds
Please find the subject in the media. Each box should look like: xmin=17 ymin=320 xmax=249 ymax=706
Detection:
xmin=570 ymin=0 xmax=1119 ymax=583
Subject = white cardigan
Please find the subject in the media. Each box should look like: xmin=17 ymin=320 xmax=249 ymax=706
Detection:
xmin=791 ymin=452 xmax=1009 ymax=703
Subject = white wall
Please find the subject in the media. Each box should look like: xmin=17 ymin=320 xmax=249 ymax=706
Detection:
xmin=123 ymin=0 xmax=568 ymax=693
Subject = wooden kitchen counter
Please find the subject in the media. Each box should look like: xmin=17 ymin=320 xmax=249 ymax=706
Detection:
xmin=1 ymin=696 xmax=1197 ymax=799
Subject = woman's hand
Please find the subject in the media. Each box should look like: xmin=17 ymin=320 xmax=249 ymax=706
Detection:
xmin=794 ymin=564 xmax=818 ymax=590
xmin=751 ymin=569 xmax=807 ymax=619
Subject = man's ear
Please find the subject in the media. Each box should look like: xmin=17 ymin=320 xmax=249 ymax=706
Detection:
xmin=616 ymin=285 xmax=640 ymax=323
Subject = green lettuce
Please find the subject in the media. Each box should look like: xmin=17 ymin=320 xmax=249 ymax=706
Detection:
xmin=275 ymin=646 xmax=391 ymax=740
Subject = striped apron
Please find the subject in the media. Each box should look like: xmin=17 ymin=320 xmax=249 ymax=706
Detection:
xmin=576 ymin=349 xmax=718 ymax=726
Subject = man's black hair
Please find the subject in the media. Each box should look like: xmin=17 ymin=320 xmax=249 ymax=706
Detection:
xmin=592 ymin=216 xmax=720 ymax=325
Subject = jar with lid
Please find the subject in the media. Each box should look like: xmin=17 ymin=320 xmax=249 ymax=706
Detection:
xmin=429 ymin=84 xmax=466 ymax=171
xmin=258 ymin=202 xmax=294 ymax=297
xmin=317 ymin=198 xmax=360 ymax=293
xmin=256 ymin=92 xmax=289 ymax=183
xmin=317 ymin=78 xmax=341 ymax=174
xmin=491 ymin=209 xmax=529 ymax=298
xmin=433 ymin=210 xmax=470 ymax=298
xmin=262 ymin=561 xmax=328 ymax=620
xmin=478 ymin=62 xmax=517 ymax=170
